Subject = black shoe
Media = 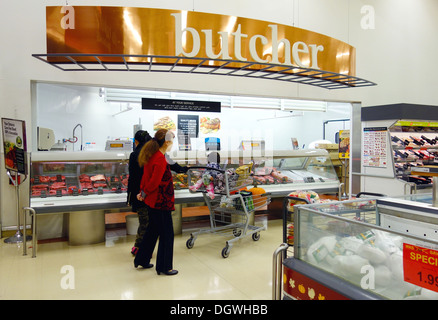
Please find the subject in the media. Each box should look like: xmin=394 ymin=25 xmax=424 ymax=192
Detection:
xmin=157 ymin=269 xmax=178 ymax=276
xmin=134 ymin=262 xmax=154 ymax=269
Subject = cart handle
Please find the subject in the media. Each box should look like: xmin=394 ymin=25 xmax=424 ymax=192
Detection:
xmin=284 ymin=195 xmax=311 ymax=204
xmin=356 ymin=192 xmax=386 ymax=198
xmin=186 ymin=166 xmax=225 ymax=173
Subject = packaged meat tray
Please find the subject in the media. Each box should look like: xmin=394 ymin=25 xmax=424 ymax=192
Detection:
xmin=31 ymin=175 xmax=77 ymax=198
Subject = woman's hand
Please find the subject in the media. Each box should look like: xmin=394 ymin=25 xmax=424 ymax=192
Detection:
xmin=137 ymin=193 xmax=144 ymax=201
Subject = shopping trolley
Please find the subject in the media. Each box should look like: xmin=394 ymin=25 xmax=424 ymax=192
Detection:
xmin=185 ymin=164 xmax=270 ymax=258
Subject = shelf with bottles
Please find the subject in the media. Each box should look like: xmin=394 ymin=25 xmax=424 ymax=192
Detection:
xmin=390 ymin=123 xmax=438 ymax=187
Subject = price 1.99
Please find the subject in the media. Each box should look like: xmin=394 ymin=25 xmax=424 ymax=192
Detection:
xmin=417 ymin=271 xmax=438 ymax=287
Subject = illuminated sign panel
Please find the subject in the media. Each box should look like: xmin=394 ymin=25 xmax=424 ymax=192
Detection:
xmin=46 ymin=6 xmax=356 ymax=76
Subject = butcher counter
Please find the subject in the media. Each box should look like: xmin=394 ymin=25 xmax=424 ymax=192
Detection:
xmin=28 ymin=149 xmax=341 ymax=251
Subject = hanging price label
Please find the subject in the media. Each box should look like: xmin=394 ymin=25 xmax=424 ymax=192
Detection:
xmin=403 ymin=243 xmax=438 ymax=293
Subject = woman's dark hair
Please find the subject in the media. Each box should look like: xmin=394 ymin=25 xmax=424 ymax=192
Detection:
xmin=138 ymin=129 xmax=173 ymax=167
xmin=134 ymin=130 xmax=152 ymax=146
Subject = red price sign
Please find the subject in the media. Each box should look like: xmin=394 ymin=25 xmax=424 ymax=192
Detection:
xmin=403 ymin=243 xmax=438 ymax=293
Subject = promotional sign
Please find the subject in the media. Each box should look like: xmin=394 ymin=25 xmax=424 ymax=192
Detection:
xmin=46 ymin=6 xmax=356 ymax=77
xmin=338 ymin=130 xmax=350 ymax=159
xmin=403 ymin=243 xmax=438 ymax=293
xmin=1 ymin=118 xmax=27 ymax=174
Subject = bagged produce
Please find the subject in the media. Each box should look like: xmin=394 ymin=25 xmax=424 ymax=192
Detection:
xmin=357 ymin=244 xmax=387 ymax=265
xmin=332 ymin=255 xmax=370 ymax=279
xmin=374 ymin=265 xmax=392 ymax=287
xmin=306 ymin=236 xmax=337 ymax=265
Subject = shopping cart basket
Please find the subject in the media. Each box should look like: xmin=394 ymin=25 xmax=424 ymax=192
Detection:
xmin=186 ymin=165 xmax=270 ymax=258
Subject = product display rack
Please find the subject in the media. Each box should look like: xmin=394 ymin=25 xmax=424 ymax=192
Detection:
xmin=359 ymin=104 xmax=438 ymax=197
xmin=390 ymin=120 xmax=438 ymax=188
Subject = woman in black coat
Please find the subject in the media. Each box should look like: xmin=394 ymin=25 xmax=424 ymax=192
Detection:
xmin=127 ymin=130 xmax=188 ymax=255
xmin=127 ymin=130 xmax=152 ymax=255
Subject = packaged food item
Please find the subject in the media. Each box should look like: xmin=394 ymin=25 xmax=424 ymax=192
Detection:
xmin=270 ymin=168 xmax=293 ymax=183
xmin=287 ymin=190 xmax=320 ymax=210
xmin=306 ymin=236 xmax=337 ymax=265
xmin=287 ymin=224 xmax=294 ymax=245
xmin=357 ymin=244 xmax=387 ymax=265
xmin=374 ymin=265 xmax=392 ymax=287
xmin=332 ymin=254 xmax=370 ymax=279
xmin=248 ymin=186 xmax=267 ymax=208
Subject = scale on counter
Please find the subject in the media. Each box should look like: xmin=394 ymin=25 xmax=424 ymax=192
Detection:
xmin=238 ymin=140 xmax=265 ymax=152
xmin=105 ymin=139 xmax=133 ymax=151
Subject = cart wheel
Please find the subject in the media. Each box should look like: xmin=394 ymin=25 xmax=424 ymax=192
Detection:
xmin=233 ymin=229 xmax=242 ymax=237
xmin=186 ymin=238 xmax=195 ymax=249
xmin=252 ymin=232 xmax=260 ymax=241
xmin=221 ymin=246 xmax=230 ymax=258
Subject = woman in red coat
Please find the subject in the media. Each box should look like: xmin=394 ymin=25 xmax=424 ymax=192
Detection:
xmin=134 ymin=129 xmax=178 ymax=275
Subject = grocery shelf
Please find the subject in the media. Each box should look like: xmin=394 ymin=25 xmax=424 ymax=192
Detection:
xmin=32 ymin=53 xmax=376 ymax=90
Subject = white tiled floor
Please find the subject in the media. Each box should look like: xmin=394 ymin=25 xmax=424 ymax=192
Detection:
xmin=0 ymin=219 xmax=283 ymax=300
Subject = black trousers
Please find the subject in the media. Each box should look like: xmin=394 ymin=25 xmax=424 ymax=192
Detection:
xmin=134 ymin=206 xmax=174 ymax=272
xmin=133 ymin=206 xmax=149 ymax=248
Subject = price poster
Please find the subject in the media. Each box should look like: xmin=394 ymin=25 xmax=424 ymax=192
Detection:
xmin=403 ymin=243 xmax=438 ymax=293
xmin=363 ymin=127 xmax=387 ymax=168
xmin=1 ymin=118 xmax=27 ymax=174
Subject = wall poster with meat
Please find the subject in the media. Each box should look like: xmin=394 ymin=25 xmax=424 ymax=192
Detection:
xmin=1 ymin=118 xmax=27 ymax=174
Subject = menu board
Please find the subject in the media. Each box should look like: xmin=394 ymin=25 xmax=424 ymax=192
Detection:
xmin=177 ymin=114 xmax=199 ymax=151
xmin=1 ymin=118 xmax=27 ymax=174
xmin=363 ymin=127 xmax=387 ymax=168
xmin=178 ymin=115 xmax=199 ymax=138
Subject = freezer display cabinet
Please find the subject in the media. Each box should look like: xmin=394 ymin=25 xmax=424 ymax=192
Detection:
xmin=281 ymin=198 xmax=438 ymax=300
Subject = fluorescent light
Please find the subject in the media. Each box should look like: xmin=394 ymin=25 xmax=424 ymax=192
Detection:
xmin=102 ymin=88 xmax=327 ymax=112
xmin=282 ymin=100 xmax=327 ymax=112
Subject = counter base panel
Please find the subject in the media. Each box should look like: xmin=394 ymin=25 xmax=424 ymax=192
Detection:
xmin=283 ymin=258 xmax=384 ymax=300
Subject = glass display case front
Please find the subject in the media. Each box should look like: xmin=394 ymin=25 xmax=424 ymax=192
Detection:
xmin=286 ymin=198 xmax=438 ymax=300
xmin=171 ymin=149 xmax=341 ymax=197
xmin=31 ymin=160 xmax=129 ymax=198
xmin=29 ymin=149 xmax=340 ymax=205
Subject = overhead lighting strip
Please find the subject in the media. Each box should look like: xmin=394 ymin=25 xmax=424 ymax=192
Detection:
xmin=32 ymin=53 xmax=377 ymax=90
xmin=103 ymin=88 xmax=327 ymax=112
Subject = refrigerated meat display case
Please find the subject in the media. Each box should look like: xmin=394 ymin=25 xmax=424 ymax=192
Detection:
xmin=30 ymin=151 xmax=133 ymax=246
xmin=28 ymin=149 xmax=341 ymax=248
xmin=274 ymin=195 xmax=438 ymax=300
